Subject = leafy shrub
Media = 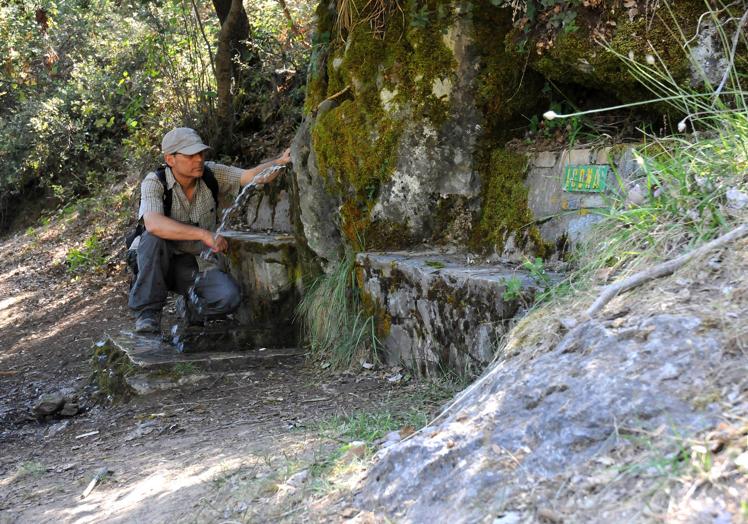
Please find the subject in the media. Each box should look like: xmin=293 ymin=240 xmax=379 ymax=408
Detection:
xmin=66 ymin=233 xmax=106 ymax=273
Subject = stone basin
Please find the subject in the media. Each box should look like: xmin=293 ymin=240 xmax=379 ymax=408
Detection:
xmin=223 ymin=230 xmax=302 ymax=347
xmin=357 ymin=251 xmax=556 ymax=377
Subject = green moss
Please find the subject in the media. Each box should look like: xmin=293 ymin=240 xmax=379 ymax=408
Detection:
xmin=365 ymin=220 xmax=415 ymax=251
xmin=335 ymin=0 xmax=457 ymax=124
xmin=356 ymin=265 xmax=392 ymax=339
xmin=308 ymin=1 xmax=460 ymax=250
xmin=531 ymin=2 xmax=702 ymax=102
xmin=304 ymin=1 xmax=336 ymax=113
xmin=473 ymin=148 xmax=545 ymax=254
xmin=91 ymin=341 xmax=135 ymax=401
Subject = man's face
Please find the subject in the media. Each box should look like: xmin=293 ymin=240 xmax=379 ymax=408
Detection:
xmin=165 ymin=151 xmax=205 ymax=179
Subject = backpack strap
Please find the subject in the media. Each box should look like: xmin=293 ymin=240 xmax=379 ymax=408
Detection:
xmin=154 ymin=166 xmax=172 ymax=218
xmin=202 ymin=165 xmax=219 ymax=208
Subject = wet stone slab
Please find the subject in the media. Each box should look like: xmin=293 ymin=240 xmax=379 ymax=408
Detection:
xmin=104 ymin=331 xmax=304 ymax=373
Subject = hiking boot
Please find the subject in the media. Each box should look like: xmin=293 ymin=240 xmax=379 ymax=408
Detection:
xmin=175 ymin=295 xmax=204 ymax=327
xmin=135 ymin=310 xmax=161 ymax=333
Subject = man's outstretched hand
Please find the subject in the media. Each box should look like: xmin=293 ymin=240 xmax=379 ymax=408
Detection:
xmin=252 ymin=148 xmax=291 ymax=186
xmin=202 ymin=231 xmax=228 ymax=253
xmin=277 ymin=147 xmax=291 ymax=165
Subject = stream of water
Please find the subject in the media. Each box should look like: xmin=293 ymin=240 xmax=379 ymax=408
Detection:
xmin=170 ymin=164 xmax=287 ymax=351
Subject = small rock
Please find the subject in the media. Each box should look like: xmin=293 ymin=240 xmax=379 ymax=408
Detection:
xmin=735 ymin=451 xmax=748 ymax=470
xmin=626 ymin=184 xmax=645 ymax=206
xmin=536 ymin=507 xmax=563 ymax=523
xmin=46 ymin=420 xmax=70 ymax=438
xmin=385 ymin=430 xmax=402 ymax=442
xmin=559 ymin=317 xmax=578 ymax=331
xmin=376 ymin=430 xmax=402 ymax=447
xmin=286 ymin=469 xmax=309 ymax=487
xmin=493 ymin=512 xmax=522 ymax=524
xmin=340 ymin=507 xmax=358 ymax=519
xmin=361 ymin=361 xmax=375 ymax=370
xmin=387 ymin=373 xmax=403 ymax=383
xmin=726 ymin=188 xmax=748 ymax=209
xmin=60 ymin=402 xmax=79 ymax=417
xmin=341 ymin=441 xmax=368 ymax=462
xmin=32 ymin=393 xmax=65 ymax=417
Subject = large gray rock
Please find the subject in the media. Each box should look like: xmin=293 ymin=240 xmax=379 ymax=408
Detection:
xmin=290 ymin=105 xmax=344 ymax=272
xmin=371 ymin=15 xmax=482 ymax=240
xmin=358 ymin=314 xmax=722 ymax=522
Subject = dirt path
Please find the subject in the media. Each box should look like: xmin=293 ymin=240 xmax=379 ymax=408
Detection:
xmin=0 ymin=205 xmax=443 ymax=523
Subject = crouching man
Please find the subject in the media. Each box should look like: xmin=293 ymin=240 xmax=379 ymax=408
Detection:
xmin=129 ymin=127 xmax=290 ymax=333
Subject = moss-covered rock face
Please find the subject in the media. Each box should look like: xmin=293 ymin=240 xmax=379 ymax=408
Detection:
xmin=302 ymin=1 xmax=488 ymax=252
xmin=511 ymin=0 xmax=707 ymax=101
xmin=297 ymin=0 xmax=734 ymax=265
xmin=472 ymin=148 xmax=545 ymax=255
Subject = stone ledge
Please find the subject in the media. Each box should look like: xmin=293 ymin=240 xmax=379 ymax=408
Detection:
xmin=92 ymin=333 xmax=304 ymax=398
xmin=357 ymin=251 xmax=549 ymax=377
xmin=106 ymin=331 xmax=303 ymax=372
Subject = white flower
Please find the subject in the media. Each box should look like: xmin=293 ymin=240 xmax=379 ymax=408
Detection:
xmin=628 ymin=51 xmax=635 ymax=61
xmin=543 ymin=110 xmax=558 ymax=120
xmin=645 ymin=54 xmax=655 ymax=65
xmin=677 ymin=118 xmax=687 ymax=132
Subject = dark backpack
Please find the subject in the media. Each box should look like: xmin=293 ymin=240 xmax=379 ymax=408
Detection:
xmin=125 ymin=166 xmax=219 ymax=277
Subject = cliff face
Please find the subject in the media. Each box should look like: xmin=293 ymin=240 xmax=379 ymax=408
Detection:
xmin=291 ymin=0 xmax=715 ymax=268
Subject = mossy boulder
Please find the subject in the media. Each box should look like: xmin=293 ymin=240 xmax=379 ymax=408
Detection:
xmin=295 ymin=0 xmax=735 ymax=266
xmin=521 ymin=0 xmax=711 ymax=101
xmin=295 ymin=1 xmax=547 ymax=260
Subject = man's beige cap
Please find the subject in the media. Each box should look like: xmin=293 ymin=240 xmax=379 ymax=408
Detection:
xmin=161 ymin=128 xmax=211 ymax=155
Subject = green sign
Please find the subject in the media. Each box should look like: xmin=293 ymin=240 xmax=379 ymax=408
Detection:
xmin=563 ymin=164 xmax=609 ymax=193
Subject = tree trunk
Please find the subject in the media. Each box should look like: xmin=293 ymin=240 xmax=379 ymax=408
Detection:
xmin=214 ymin=0 xmax=248 ymax=154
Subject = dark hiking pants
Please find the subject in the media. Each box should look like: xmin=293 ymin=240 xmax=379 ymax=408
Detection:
xmin=128 ymin=231 xmax=241 ymax=319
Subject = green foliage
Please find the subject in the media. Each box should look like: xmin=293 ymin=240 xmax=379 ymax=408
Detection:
xmin=319 ymin=410 xmax=428 ymax=444
xmin=564 ymin=2 xmax=748 ymax=283
xmin=296 ymin=253 xmax=379 ymax=369
xmin=66 ymin=233 xmax=106 ymax=273
xmin=522 ymin=256 xmax=551 ymax=288
xmin=501 ymin=276 xmax=523 ymax=302
xmin=0 ymin=0 xmax=310 ymax=228
xmin=16 ymin=461 xmax=45 ymax=480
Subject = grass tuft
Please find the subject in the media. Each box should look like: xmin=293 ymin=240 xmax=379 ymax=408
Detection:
xmin=296 ymin=252 xmax=379 ymax=369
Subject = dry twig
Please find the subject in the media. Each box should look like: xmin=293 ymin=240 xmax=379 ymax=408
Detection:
xmin=585 ymin=224 xmax=748 ymax=318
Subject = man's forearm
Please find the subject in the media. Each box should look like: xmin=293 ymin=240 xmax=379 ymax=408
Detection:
xmin=143 ymin=212 xmax=209 ymax=243
xmin=239 ymin=148 xmax=291 ymax=186
xmin=240 ymin=159 xmax=279 ymax=186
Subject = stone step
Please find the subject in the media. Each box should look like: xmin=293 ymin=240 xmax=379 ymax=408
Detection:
xmin=223 ymin=231 xmax=301 ymax=345
xmin=105 ymin=331 xmax=303 ymax=371
xmin=93 ymin=332 xmax=304 ymax=397
xmin=357 ymin=251 xmax=554 ymax=377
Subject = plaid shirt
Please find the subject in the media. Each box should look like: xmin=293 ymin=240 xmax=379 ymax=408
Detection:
xmin=138 ymin=161 xmax=244 ymax=255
